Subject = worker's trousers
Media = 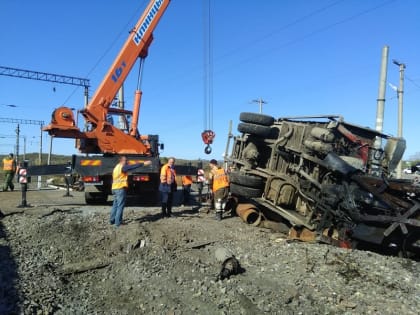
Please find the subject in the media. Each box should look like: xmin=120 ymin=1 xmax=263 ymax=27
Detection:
xmin=3 ymin=172 xmax=15 ymax=191
xmin=110 ymin=188 xmax=127 ymax=227
xmin=160 ymin=191 xmax=173 ymax=217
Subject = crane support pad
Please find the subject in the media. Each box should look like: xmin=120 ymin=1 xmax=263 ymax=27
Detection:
xmin=73 ymin=155 xmax=160 ymax=176
xmin=174 ymin=165 xmax=199 ymax=176
xmin=27 ymin=164 xmax=71 ymax=176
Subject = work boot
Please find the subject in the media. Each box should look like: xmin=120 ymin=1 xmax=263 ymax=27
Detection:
xmin=161 ymin=204 xmax=167 ymax=218
xmin=215 ymin=212 xmax=222 ymax=221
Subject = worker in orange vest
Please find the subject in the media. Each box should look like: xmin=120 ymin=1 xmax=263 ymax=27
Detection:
xmin=159 ymin=157 xmax=177 ymax=217
xmin=181 ymin=175 xmax=193 ymax=206
xmin=110 ymin=155 xmax=152 ymax=227
xmin=208 ymin=159 xmax=229 ymax=221
xmin=3 ymin=153 xmax=17 ymax=192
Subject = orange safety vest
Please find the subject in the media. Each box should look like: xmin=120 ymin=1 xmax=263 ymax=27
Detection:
xmin=182 ymin=175 xmax=193 ymax=186
xmin=3 ymin=158 xmax=15 ymax=172
xmin=212 ymin=168 xmax=229 ymax=192
xmin=160 ymin=164 xmax=176 ymax=185
xmin=112 ymin=163 xmax=128 ymax=190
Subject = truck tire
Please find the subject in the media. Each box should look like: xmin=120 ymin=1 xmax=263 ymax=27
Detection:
xmin=238 ymin=122 xmax=271 ymax=137
xmin=230 ymin=183 xmax=262 ymax=198
xmin=229 ymin=171 xmax=263 ymax=188
xmin=240 ymin=112 xmax=275 ymax=126
xmin=85 ymin=192 xmax=108 ymax=205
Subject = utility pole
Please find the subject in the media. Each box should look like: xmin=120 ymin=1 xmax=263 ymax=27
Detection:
xmin=0 ymin=134 xmax=25 ymax=159
xmin=251 ymin=98 xmax=267 ymax=114
xmin=0 ymin=117 xmax=45 ymax=188
xmin=393 ymin=59 xmax=406 ymax=179
xmin=374 ymin=45 xmax=389 ymax=149
xmin=15 ymin=124 xmax=20 ymax=164
xmin=23 ymin=135 xmax=26 ymax=160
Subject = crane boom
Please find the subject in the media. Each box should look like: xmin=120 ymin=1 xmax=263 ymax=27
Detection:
xmin=44 ymin=0 xmax=170 ymax=154
xmin=84 ymin=0 xmax=169 ymax=122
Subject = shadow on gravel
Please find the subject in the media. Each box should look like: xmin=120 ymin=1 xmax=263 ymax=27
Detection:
xmin=173 ymin=206 xmax=202 ymax=217
xmin=132 ymin=204 xmax=202 ymax=223
xmin=125 ymin=196 xmax=158 ymax=207
xmin=0 ymin=218 xmax=23 ymax=314
xmin=135 ymin=213 xmax=165 ymax=223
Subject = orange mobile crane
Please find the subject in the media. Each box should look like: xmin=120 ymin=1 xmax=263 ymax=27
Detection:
xmin=43 ymin=0 xmax=171 ymax=204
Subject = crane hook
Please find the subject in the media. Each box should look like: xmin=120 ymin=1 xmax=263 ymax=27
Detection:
xmin=201 ymin=130 xmax=215 ymax=155
xmin=204 ymin=144 xmax=212 ymax=154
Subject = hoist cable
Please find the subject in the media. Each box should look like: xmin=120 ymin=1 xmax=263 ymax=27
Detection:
xmin=202 ymin=0 xmax=208 ymax=130
xmin=202 ymin=0 xmax=213 ymax=131
xmin=208 ymin=0 xmax=213 ymax=130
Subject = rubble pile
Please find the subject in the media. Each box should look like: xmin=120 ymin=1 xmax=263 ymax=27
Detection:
xmin=0 ymin=190 xmax=419 ymax=314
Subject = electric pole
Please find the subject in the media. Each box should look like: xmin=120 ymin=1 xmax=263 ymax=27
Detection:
xmin=251 ymin=98 xmax=267 ymax=114
xmin=393 ymin=59 xmax=406 ymax=179
xmin=15 ymin=124 xmax=20 ymax=164
xmin=374 ymin=46 xmax=389 ymax=149
xmin=0 ymin=117 xmax=44 ymax=188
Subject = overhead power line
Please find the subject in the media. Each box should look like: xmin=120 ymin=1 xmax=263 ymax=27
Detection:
xmin=406 ymin=75 xmax=420 ymax=90
xmin=0 ymin=65 xmax=90 ymax=107
xmin=213 ymin=0 xmax=398 ymax=75
xmin=0 ymin=66 xmax=90 ymax=87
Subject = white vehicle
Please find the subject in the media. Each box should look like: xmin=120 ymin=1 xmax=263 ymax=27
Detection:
xmin=404 ymin=168 xmax=412 ymax=174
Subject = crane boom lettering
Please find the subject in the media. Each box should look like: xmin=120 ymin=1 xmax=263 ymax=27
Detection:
xmin=133 ymin=0 xmax=165 ymax=45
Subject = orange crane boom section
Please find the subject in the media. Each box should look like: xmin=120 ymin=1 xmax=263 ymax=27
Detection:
xmin=44 ymin=0 xmax=170 ymax=154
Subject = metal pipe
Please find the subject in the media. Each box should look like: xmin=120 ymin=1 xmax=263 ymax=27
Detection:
xmin=236 ymin=203 xmax=261 ymax=226
xmin=223 ymin=120 xmax=233 ymax=170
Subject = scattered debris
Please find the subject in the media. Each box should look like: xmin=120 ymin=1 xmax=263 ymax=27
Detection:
xmin=60 ymin=259 xmax=111 ymax=275
xmin=215 ymin=247 xmax=243 ymax=280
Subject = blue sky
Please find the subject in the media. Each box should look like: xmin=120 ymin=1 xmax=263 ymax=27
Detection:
xmin=1 ymin=0 xmax=419 ymax=161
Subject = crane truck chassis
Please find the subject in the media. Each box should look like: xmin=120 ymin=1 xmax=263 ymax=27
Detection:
xmin=72 ymin=135 xmax=162 ymax=204
xmin=226 ymin=112 xmax=420 ymax=259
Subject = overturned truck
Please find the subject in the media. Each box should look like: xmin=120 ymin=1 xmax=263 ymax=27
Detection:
xmin=227 ymin=113 xmax=420 ymax=258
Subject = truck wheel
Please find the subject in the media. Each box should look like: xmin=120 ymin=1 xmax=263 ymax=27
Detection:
xmin=238 ymin=122 xmax=271 ymax=137
xmin=240 ymin=112 xmax=274 ymax=126
xmin=230 ymin=183 xmax=262 ymax=198
xmin=85 ymin=192 xmax=108 ymax=204
xmin=229 ymin=171 xmax=263 ymax=188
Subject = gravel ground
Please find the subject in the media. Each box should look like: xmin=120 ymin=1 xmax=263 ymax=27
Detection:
xmin=1 ymin=189 xmax=419 ymax=314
